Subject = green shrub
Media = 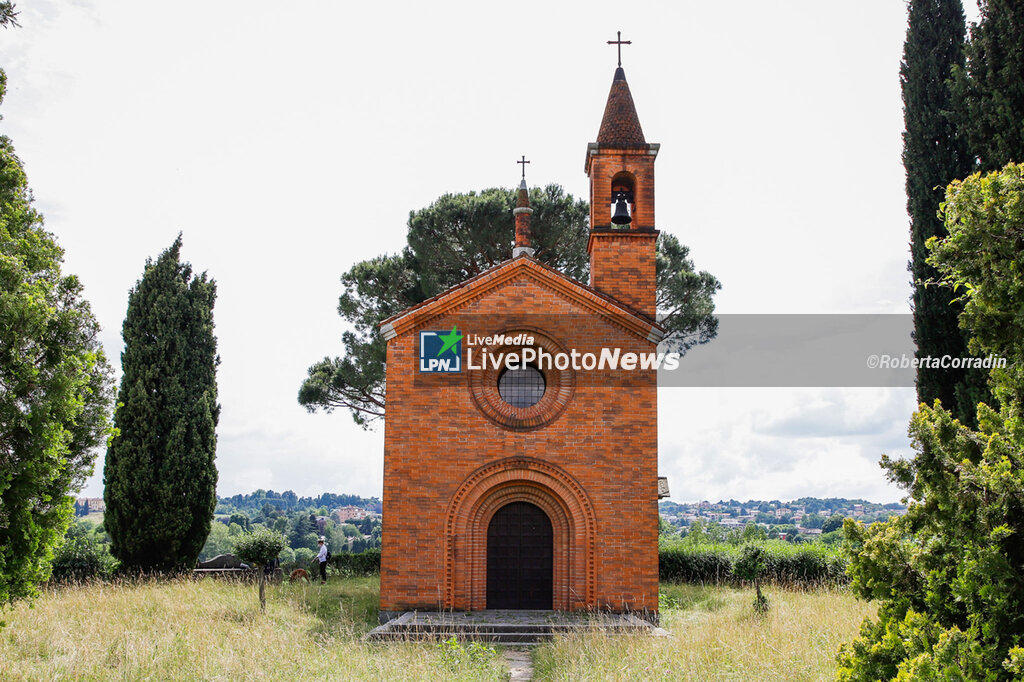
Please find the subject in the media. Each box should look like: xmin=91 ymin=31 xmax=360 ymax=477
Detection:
xmin=734 ymin=543 xmax=770 ymax=614
xmin=836 ymin=164 xmax=1024 ymax=679
xmin=658 ymin=544 xmax=734 ymax=584
xmin=658 ymin=540 xmax=847 ymax=586
xmin=233 ymin=527 xmax=286 ymax=568
xmin=328 ymin=549 xmax=381 ymax=576
xmin=50 ymin=530 xmax=118 ymax=583
xmin=233 ymin=528 xmax=286 ymax=612
xmin=435 ymin=636 xmax=502 ymax=676
xmin=291 ymin=547 xmax=314 ymax=569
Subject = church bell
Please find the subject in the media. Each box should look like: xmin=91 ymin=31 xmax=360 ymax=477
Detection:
xmin=611 ymin=190 xmax=633 ymax=225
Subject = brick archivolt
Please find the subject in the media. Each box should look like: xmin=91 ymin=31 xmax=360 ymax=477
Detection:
xmin=443 ymin=457 xmax=597 ymax=611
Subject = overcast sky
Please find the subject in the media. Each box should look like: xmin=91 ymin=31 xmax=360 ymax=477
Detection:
xmin=1 ymin=1 xmax=985 ymax=504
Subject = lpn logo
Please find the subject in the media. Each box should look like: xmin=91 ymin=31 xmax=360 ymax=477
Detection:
xmin=419 ymin=326 xmax=463 ymax=373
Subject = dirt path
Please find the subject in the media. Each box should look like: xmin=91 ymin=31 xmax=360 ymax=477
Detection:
xmin=505 ymin=648 xmax=534 ymax=681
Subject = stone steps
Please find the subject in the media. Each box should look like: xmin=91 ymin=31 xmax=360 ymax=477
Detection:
xmin=365 ymin=610 xmax=667 ymax=644
xmin=370 ymin=630 xmax=552 ymax=644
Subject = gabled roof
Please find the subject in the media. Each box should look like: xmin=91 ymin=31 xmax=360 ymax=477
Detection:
xmin=379 ymin=255 xmax=664 ymax=344
xmin=596 ymin=67 xmax=646 ymax=148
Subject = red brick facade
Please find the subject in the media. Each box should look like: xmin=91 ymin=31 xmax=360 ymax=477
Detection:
xmin=378 ymin=66 xmax=662 ymax=618
xmin=588 ymin=231 xmax=658 ymax=318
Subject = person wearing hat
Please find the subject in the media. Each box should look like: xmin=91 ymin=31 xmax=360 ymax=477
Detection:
xmin=315 ymin=536 xmax=329 ymax=584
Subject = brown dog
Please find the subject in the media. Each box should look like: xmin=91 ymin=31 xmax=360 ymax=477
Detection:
xmin=289 ymin=568 xmax=309 ymax=582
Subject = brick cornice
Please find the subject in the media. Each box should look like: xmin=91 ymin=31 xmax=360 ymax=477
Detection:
xmin=585 ymin=228 xmax=659 ymax=255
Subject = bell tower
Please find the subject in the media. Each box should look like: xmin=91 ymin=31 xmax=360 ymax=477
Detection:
xmin=586 ymin=41 xmax=660 ymax=319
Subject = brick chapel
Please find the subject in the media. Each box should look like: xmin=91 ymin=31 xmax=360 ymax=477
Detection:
xmin=377 ymin=61 xmax=666 ymax=620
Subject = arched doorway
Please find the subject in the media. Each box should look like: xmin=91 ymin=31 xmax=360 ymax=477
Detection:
xmin=486 ymin=501 xmax=553 ymax=609
xmin=443 ymin=458 xmax=597 ymax=611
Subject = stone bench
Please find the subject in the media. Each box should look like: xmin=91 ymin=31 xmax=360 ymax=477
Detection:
xmin=193 ymin=554 xmax=282 ymax=582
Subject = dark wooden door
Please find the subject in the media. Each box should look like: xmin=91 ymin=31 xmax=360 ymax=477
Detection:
xmin=486 ymin=501 xmax=553 ymax=609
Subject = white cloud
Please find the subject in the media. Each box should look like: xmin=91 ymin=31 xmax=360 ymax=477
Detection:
xmin=659 ymin=388 xmax=917 ymax=503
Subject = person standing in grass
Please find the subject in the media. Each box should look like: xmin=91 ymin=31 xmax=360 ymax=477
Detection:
xmin=315 ymin=536 xmax=328 ymax=584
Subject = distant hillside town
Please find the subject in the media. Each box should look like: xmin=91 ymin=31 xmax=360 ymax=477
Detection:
xmin=659 ymin=497 xmax=906 ymax=540
xmin=73 ymin=491 xmax=905 ymax=549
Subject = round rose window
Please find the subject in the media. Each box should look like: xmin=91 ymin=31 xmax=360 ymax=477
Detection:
xmin=497 ymin=365 xmax=546 ymax=408
xmin=468 ymin=329 xmax=574 ymax=431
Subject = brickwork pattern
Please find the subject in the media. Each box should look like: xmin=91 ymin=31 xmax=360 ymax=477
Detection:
xmin=587 ymin=231 xmax=658 ymax=319
xmin=379 ymin=266 xmax=659 ymax=616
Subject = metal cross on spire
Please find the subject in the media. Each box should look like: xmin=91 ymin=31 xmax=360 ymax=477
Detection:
xmin=517 ymin=155 xmax=530 ymax=179
xmin=607 ymin=30 xmax=631 ymax=67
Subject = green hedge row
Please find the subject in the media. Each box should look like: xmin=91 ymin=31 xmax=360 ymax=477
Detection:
xmin=320 ymin=544 xmax=845 ymax=586
xmin=327 ymin=549 xmax=381 ymax=576
xmin=659 ymin=541 xmax=848 ymax=586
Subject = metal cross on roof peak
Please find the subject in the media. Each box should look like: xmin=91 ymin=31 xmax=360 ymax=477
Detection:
xmin=517 ymin=155 xmax=530 ymax=179
xmin=607 ymin=30 xmax=631 ymax=68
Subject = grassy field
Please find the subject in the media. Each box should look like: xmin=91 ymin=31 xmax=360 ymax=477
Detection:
xmin=0 ymin=577 xmax=874 ymax=681
xmin=534 ymin=584 xmax=876 ymax=681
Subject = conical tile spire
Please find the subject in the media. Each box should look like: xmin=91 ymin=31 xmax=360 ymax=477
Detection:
xmin=596 ymin=67 xmax=646 ymax=148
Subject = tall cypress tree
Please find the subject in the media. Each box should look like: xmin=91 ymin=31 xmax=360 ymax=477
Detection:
xmin=953 ymin=0 xmax=1024 ymax=172
xmin=103 ymin=236 xmax=219 ymax=572
xmin=902 ymin=0 xmax=987 ymax=427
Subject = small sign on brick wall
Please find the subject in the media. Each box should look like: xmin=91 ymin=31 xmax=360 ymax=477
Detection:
xmin=657 ymin=476 xmax=670 ymax=499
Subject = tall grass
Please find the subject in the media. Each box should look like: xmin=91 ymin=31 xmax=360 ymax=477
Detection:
xmin=0 ymin=577 xmax=506 ymax=681
xmin=533 ymin=584 xmax=876 ymax=681
xmin=0 ymin=577 xmax=875 ymax=681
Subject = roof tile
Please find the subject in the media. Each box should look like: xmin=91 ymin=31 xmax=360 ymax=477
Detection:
xmin=596 ymin=67 xmax=646 ymax=148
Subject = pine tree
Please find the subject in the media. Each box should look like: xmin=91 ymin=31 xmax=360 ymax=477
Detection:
xmin=902 ymin=0 xmax=987 ymax=427
xmin=953 ymin=0 xmax=1024 ymax=172
xmin=299 ymin=186 xmax=719 ymax=426
xmin=103 ymin=236 xmax=219 ymax=572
